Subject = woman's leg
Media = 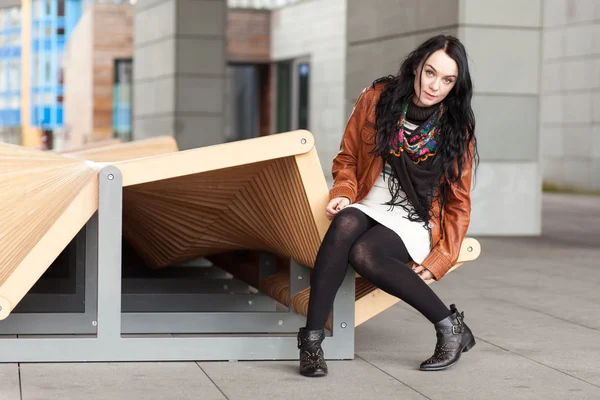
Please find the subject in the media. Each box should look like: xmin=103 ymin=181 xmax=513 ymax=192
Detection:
xmin=304 ymin=207 xmax=375 ymax=330
xmin=348 ymin=224 xmax=476 ymax=371
xmin=348 ymin=224 xmax=451 ymax=323
xmin=299 ymin=207 xmax=375 ymax=377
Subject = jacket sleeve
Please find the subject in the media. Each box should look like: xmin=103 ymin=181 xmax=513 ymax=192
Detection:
xmin=421 ymin=141 xmax=475 ymax=280
xmin=329 ymin=88 xmax=371 ymax=203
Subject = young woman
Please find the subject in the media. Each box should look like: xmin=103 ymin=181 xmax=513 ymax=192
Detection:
xmin=296 ymin=34 xmax=479 ymax=376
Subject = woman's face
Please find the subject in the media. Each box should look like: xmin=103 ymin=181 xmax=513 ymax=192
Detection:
xmin=413 ymin=49 xmax=458 ymax=107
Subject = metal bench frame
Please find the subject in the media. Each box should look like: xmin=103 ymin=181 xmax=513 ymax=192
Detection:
xmin=0 ymin=166 xmax=356 ymax=362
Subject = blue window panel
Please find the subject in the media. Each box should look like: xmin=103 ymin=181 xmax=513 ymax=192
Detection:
xmin=0 ymin=110 xmax=20 ymax=127
xmin=32 ymin=39 xmax=54 ymax=51
xmin=43 ymin=108 xmax=51 ymax=125
xmin=113 ymin=108 xmax=132 ymax=128
xmin=28 ymin=0 xmax=87 ymax=130
xmin=0 ymin=47 xmax=20 ymax=58
xmin=12 ymin=109 xmax=20 ymax=126
xmin=56 ymin=106 xmax=63 ymax=125
xmin=0 ymin=27 xmax=20 ymax=35
xmin=31 ymin=107 xmax=53 ymax=128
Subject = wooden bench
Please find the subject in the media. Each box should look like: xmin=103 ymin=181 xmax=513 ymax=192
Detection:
xmin=60 ymin=136 xmax=178 ymax=162
xmin=0 ymin=137 xmax=177 ymax=320
xmin=0 ymin=131 xmax=480 ymax=331
xmin=92 ymin=131 xmax=480 ymax=328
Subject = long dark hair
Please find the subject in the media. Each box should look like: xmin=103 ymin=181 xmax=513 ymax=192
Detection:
xmin=372 ymin=34 xmax=478 ymax=216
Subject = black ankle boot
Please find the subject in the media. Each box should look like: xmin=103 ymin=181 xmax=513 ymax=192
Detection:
xmin=420 ymin=304 xmax=476 ymax=371
xmin=297 ymin=328 xmax=328 ymax=377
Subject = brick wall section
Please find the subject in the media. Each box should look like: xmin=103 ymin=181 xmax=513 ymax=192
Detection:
xmin=227 ymin=9 xmax=270 ymax=63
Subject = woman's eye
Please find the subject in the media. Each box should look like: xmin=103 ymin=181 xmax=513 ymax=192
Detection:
xmin=445 ymin=78 xmax=454 ymax=84
xmin=426 ymin=70 xmax=434 ymax=76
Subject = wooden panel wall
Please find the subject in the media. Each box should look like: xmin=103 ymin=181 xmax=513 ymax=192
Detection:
xmin=92 ymin=4 xmax=134 ymax=142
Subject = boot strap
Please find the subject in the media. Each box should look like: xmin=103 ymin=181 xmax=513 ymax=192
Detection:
xmin=437 ymin=324 xmax=464 ymax=335
xmin=297 ymin=329 xmax=325 ymax=348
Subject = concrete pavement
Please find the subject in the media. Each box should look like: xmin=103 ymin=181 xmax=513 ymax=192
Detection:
xmin=2 ymin=193 xmax=599 ymax=399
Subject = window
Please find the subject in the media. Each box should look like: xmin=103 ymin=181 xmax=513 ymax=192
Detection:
xmin=275 ymin=61 xmax=292 ymax=133
xmin=44 ymin=55 xmax=51 ymax=83
xmin=0 ymin=60 xmax=6 ymax=92
xmin=8 ymin=59 xmax=18 ymax=90
xmin=33 ymin=53 xmax=40 ymax=85
xmin=224 ymin=63 xmax=264 ymax=142
xmin=8 ymin=7 xmax=19 ymax=27
xmin=297 ymin=62 xmax=309 ymax=130
xmin=273 ymin=58 xmax=310 ymax=133
xmin=33 ymin=0 xmax=41 ymax=19
xmin=113 ymin=59 xmax=133 ymax=141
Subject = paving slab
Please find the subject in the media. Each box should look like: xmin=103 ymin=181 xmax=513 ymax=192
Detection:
xmin=0 ymin=364 xmax=20 ymax=400
xmin=199 ymin=357 xmax=428 ymax=400
xmin=356 ymin=304 xmax=600 ymax=400
xmin=20 ymin=362 xmax=225 ymax=400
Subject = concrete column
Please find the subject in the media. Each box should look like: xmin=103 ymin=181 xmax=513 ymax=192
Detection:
xmin=346 ymin=0 xmax=543 ymax=235
xmin=540 ymin=0 xmax=600 ymax=193
xmin=133 ymin=0 xmax=226 ymax=150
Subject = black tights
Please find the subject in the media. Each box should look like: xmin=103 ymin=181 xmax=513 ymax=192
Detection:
xmin=305 ymin=207 xmax=451 ymax=330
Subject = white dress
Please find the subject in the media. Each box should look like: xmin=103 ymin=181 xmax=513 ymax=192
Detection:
xmin=345 ymin=121 xmax=431 ymax=264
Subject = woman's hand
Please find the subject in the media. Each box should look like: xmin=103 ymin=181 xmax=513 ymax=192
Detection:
xmin=412 ymin=264 xmax=434 ymax=281
xmin=326 ymin=197 xmax=350 ymax=221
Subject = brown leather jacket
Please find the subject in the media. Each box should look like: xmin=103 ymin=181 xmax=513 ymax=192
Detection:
xmin=329 ymin=83 xmax=474 ymax=280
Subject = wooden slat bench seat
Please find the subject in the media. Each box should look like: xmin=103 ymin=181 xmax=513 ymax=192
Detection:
xmin=0 ymin=137 xmax=178 ymax=320
xmin=0 ymin=130 xmax=480 ymax=325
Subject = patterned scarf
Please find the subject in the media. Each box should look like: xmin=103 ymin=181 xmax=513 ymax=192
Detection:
xmin=384 ymin=102 xmax=445 ymax=225
xmin=389 ymin=102 xmax=445 ymax=163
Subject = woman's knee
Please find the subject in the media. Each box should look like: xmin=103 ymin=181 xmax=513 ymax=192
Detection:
xmin=330 ymin=207 xmax=367 ymax=233
xmin=348 ymin=239 xmax=374 ymax=272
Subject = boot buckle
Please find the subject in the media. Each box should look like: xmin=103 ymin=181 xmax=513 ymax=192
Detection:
xmin=452 ymin=325 xmax=460 ymax=335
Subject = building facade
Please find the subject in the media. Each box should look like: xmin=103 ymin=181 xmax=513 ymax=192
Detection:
xmin=63 ymin=2 xmax=133 ymax=147
xmin=0 ymin=0 xmax=89 ymax=148
xmin=539 ymin=0 xmax=600 ymax=193
xmin=0 ymin=0 xmax=132 ymax=149
xmin=0 ymin=1 xmax=21 ymax=144
xmin=5 ymin=0 xmax=597 ymax=235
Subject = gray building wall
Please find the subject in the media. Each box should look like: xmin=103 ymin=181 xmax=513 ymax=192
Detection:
xmin=270 ymin=0 xmax=347 ymax=179
xmin=346 ymin=0 xmax=543 ymax=235
xmin=540 ymin=0 xmax=600 ymax=193
xmin=133 ymin=0 xmax=227 ymax=150
xmin=0 ymin=0 xmax=19 ymax=7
